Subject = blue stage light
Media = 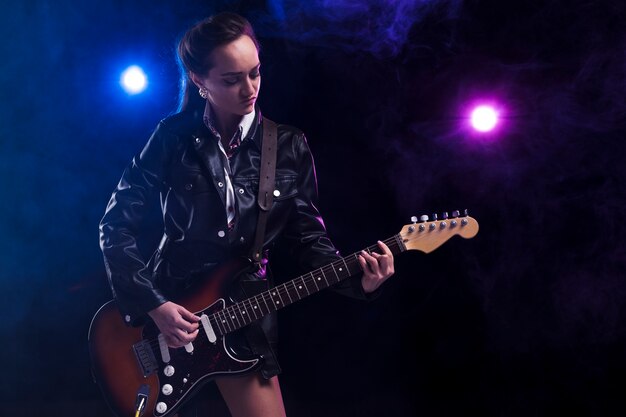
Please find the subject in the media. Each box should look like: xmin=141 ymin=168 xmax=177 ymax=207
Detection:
xmin=120 ymin=65 xmax=148 ymax=95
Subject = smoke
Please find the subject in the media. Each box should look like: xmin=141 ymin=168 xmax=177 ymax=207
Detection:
xmin=339 ymin=0 xmax=626 ymax=355
xmin=259 ymin=0 xmax=464 ymax=58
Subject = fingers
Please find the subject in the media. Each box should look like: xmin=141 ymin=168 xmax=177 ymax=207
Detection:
xmin=378 ymin=240 xmax=393 ymax=257
xmin=166 ymin=328 xmax=199 ymax=348
xmin=149 ymin=302 xmax=201 ymax=348
xmin=358 ymin=241 xmax=395 ymax=277
xmin=358 ymin=241 xmax=395 ymax=294
xmin=375 ymin=241 xmax=395 ymax=276
xmin=178 ymin=305 xmax=201 ymax=324
xmin=359 ymin=250 xmax=382 ymax=275
xmin=175 ymin=305 xmax=201 ymax=332
xmin=168 ymin=306 xmax=199 ymax=347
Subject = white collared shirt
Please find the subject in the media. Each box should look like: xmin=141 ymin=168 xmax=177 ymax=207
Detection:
xmin=203 ymin=102 xmax=256 ymax=226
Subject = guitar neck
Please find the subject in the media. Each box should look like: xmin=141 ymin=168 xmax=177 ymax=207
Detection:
xmin=210 ymin=234 xmax=406 ymax=335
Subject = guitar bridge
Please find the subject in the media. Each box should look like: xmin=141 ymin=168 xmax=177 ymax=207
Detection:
xmin=132 ymin=339 xmax=158 ymax=377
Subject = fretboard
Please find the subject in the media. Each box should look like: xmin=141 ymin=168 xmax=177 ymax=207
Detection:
xmin=209 ymin=234 xmax=406 ymax=336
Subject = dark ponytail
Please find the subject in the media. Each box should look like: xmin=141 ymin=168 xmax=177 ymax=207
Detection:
xmin=176 ymin=12 xmax=260 ymax=112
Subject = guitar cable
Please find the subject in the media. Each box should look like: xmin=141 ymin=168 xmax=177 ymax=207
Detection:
xmin=134 ymin=384 xmax=150 ymax=417
xmin=134 ymin=396 xmax=145 ymax=417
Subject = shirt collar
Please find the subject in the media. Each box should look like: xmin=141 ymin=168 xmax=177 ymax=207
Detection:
xmin=202 ymin=100 xmax=258 ymax=147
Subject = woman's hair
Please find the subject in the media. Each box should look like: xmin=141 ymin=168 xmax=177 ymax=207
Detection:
xmin=176 ymin=12 xmax=260 ymax=112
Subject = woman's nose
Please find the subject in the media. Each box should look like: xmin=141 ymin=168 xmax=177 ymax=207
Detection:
xmin=242 ymin=77 xmax=255 ymax=96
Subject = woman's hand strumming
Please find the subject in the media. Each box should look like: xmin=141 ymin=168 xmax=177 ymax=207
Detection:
xmin=148 ymin=301 xmax=201 ymax=348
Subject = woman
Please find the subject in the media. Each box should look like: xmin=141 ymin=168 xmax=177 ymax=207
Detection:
xmin=99 ymin=12 xmax=394 ymax=417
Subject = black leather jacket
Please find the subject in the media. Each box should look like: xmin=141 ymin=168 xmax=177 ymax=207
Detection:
xmin=99 ymin=107 xmax=366 ymax=328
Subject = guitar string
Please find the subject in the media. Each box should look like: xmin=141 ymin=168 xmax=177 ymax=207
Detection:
xmin=139 ymin=236 xmax=403 ymax=352
xmin=137 ymin=218 xmax=474 ymax=352
xmin=193 ymin=236 xmax=402 ymax=334
xmin=140 ymin=236 xmax=403 ymax=351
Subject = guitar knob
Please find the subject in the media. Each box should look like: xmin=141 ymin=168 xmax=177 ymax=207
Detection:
xmin=164 ymin=365 xmax=175 ymax=377
xmin=156 ymin=402 xmax=168 ymax=414
xmin=162 ymin=384 xmax=173 ymax=396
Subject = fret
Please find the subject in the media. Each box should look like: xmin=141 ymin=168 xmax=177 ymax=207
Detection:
xmin=330 ymin=262 xmax=341 ymax=282
xmin=277 ymin=285 xmax=287 ymax=306
xmin=249 ymin=296 xmax=262 ymax=319
xmin=353 ymin=253 xmax=363 ymax=271
xmin=238 ymin=302 xmax=252 ymax=326
xmin=281 ymin=283 xmax=293 ymax=305
xmin=310 ymin=271 xmax=320 ymax=291
xmin=218 ymin=309 xmax=233 ymax=333
xmin=286 ymin=280 xmax=302 ymax=302
xmin=296 ymin=276 xmax=310 ymax=296
xmin=235 ymin=305 xmax=248 ymax=328
xmin=210 ymin=315 xmax=224 ymax=336
xmin=226 ymin=306 xmax=243 ymax=329
xmin=341 ymin=258 xmax=352 ymax=276
xmin=260 ymin=291 xmax=272 ymax=314
xmin=269 ymin=289 xmax=283 ymax=309
xmin=303 ymin=273 xmax=315 ymax=294
xmin=395 ymin=233 xmax=405 ymax=253
xmin=319 ymin=268 xmax=330 ymax=287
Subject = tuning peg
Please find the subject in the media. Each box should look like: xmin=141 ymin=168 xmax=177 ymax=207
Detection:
xmin=442 ymin=212 xmax=448 ymax=219
xmin=461 ymin=209 xmax=470 ymax=226
xmin=410 ymin=216 xmax=418 ymax=224
xmin=419 ymin=215 xmax=429 ymax=223
xmin=431 ymin=213 xmax=438 ymax=221
xmin=452 ymin=210 xmax=460 ymax=218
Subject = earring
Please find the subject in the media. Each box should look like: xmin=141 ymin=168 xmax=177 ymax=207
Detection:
xmin=199 ymin=88 xmax=208 ymax=99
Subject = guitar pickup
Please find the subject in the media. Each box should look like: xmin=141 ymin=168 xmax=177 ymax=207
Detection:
xmin=132 ymin=339 xmax=158 ymax=377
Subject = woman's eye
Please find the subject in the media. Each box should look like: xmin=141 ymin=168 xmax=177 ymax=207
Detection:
xmin=224 ymin=78 xmax=238 ymax=85
xmin=250 ymin=71 xmax=260 ymax=79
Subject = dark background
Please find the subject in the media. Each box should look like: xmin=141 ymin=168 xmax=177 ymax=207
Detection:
xmin=1 ymin=0 xmax=625 ymax=416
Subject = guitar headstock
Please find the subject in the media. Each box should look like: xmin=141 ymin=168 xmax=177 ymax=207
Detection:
xmin=399 ymin=210 xmax=479 ymax=253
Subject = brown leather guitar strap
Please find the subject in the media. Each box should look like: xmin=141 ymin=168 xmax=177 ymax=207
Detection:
xmin=245 ymin=117 xmax=282 ymax=379
xmin=250 ymin=117 xmax=277 ymax=263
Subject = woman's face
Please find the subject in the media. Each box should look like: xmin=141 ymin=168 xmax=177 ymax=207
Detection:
xmin=193 ymin=35 xmax=260 ymax=119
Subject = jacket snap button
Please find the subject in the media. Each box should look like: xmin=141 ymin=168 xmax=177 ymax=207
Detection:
xmin=125 ymin=315 xmax=131 ymax=323
xmin=185 ymin=183 xmax=193 ymax=191
xmin=238 ymin=188 xmax=244 ymax=194
xmin=217 ymin=230 xmax=225 ymax=238
xmin=273 ymin=189 xmax=281 ymax=197
xmin=217 ymin=182 xmax=224 ymax=188
xmin=194 ymin=137 xmax=201 ymax=144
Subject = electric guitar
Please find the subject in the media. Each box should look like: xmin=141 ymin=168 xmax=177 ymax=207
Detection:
xmin=88 ymin=212 xmax=479 ymax=417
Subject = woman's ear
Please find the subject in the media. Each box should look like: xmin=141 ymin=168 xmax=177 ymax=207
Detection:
xmin=189 ymin=72 xmax=205 ymax=89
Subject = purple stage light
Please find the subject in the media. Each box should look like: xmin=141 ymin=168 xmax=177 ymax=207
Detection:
xmin=470 ymin=105 xmax=498 ymax=132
